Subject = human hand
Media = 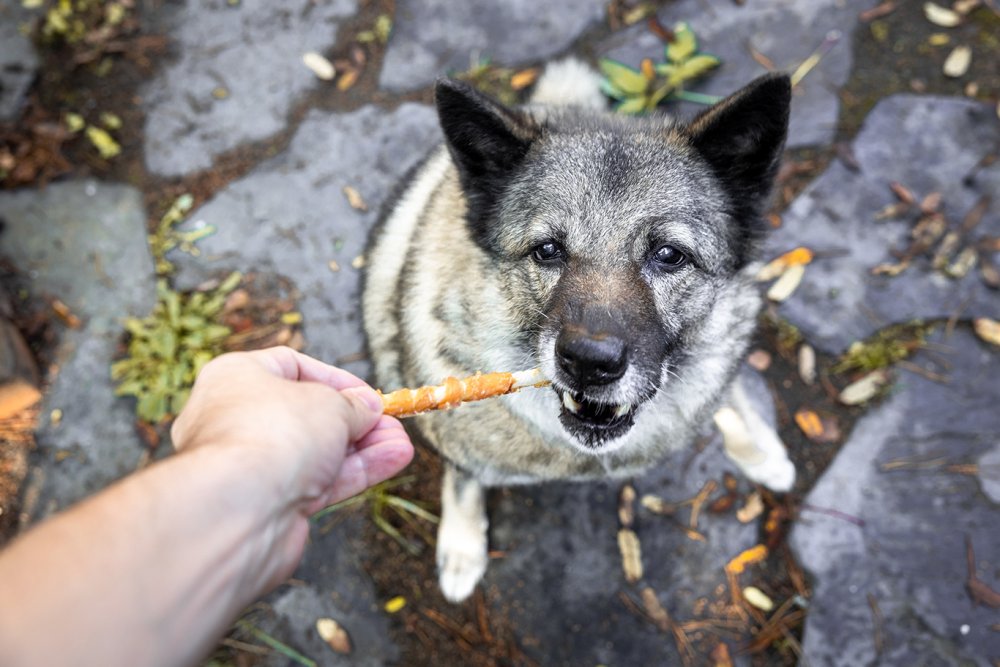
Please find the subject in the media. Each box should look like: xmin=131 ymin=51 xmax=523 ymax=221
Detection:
xmin=170 ymin=347 xmax=413 ymax=578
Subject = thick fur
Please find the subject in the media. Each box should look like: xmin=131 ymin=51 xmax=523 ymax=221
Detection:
xmin=362 ymin=60 xmax=794 ymax=601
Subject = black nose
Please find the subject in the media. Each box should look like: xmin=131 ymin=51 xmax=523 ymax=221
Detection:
xmin=556 ymin=329 xmax=628 ymax=386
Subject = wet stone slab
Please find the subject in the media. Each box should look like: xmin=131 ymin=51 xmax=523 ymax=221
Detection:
xmin=0 ymin=0 xmax=39 ymax=121
xmin=484 ymin=368 xmax=773 ymax=665
xmin=379 ymin=0 xmax=606 ymax=92
xmin=790 ymin=328 xmax=1000 ymax=666
xmin=599 ymin=0 xmax=871 ymax=148
xmin=764 ymin=95 xmax=1000 ymax=354
xmin=142 ymin=0 xmax=357 ymax=177
xmin=0 ymin=181 xmax=156 ymax=517
xmin=172 ymin=103 xmax=441 ymax=378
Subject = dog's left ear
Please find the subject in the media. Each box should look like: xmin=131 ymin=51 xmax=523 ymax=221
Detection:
xmin=687 ymin=73 xmax=791 ymax=221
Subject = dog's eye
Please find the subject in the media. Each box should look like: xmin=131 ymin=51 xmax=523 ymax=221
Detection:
xmin=532 ymin=241 xmax=565 ymax=264
xmin=651 ymin=244 xmax=687 ymax=270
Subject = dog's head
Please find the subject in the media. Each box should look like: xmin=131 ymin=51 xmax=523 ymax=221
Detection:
xmin=435 ymin=74 xmax=790 ymax=452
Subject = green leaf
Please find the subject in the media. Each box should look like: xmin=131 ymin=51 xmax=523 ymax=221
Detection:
xmin=203 ymin=324 xmax=232 ymax=343
xmin=599 ymin=78 xmax=626 ymax=100
xmin=218 ymin=270 xmax=243 ymax=294
xmin=674 ymin=53 xmax=721 ymax=82
xmin=616 ymin=96 xmax=649 ymax=115
xmin=598 ymin=58 xmax=648 ymax=95
xmin=666 ymin=22 xmax=697 ymax=63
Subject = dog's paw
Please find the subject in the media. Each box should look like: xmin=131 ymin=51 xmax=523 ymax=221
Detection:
xmin=436 ymin=518 xmax=488 ymax=603
xmin=740 ymin=455 xmax=796 ymax=492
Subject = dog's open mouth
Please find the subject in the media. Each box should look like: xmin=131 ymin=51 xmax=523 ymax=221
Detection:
xmin=555 ymin=388 xmax=638 ymax=446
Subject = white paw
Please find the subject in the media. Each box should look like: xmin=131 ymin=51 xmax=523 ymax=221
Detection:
xmin=740 ymin=455 xmax=796 ymax=492
xmin=436 ymin=517 xmax=488 ymax=603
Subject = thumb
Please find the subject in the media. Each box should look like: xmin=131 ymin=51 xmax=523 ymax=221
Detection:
xmin=334 ymin=385 xmax=385 ymax=442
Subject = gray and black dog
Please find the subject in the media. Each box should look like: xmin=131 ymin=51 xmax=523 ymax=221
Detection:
xmin=362 ymin=60 xmax=796 ymax=602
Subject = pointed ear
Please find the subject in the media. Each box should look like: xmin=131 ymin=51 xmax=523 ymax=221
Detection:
xmin=687 ymin=73 xmax=791 ymax=221
xmin=434 ymin=78 xmax=540 ymax=216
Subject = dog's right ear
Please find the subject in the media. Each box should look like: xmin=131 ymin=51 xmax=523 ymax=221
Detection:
xmin=435 ymin=79 xmax=540 ymax=210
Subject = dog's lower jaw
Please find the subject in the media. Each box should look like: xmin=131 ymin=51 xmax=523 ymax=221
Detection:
xmin=437 ymin=464 xmax=489 ymax=603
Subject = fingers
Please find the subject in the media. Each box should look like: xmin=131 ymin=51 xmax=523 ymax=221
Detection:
xmin=246 ymin=347 xmax=371 ymax=391
xmin=319 ymin=439 xmax=415 ymax=508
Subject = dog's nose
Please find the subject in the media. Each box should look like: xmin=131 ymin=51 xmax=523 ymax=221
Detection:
xmin=556 ymin=330 xmax=628 ymax=386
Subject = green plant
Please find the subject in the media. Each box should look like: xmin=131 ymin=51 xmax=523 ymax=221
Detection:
xmin=111 ymin=272 xmax=240 ymax=423
xmin=148 ymin=194 xmax=216 ymax=276
xmin=312 ymin=476 xmax=438 ymax=555
xmin=833 ymin=321 xmax=933 ymax=375
xmin=600 ymin=22 xmax=721 ymax=114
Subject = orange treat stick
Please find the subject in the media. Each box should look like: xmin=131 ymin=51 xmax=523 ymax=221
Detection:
xmin=380 ymin=368 xmax=549 ymax=418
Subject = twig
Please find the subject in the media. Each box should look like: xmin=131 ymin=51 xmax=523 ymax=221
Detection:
xmin=800 ymin=503 xmax=865 ymax=527
xmin=689 ymin=480 xmax=718 ymax=530
xmin=868 ymin=593 xmax=885 ymax=657
xmin=236 ymin=621 xmax=316 ymax=667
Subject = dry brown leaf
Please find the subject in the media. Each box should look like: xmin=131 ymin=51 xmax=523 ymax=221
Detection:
xmin=798 ymin=343 xmax=817 ymax=384
xmin=973 ymin=318 xmax=1000 ymax=346
xmin=838 ymin=369 xmax=891 ymax=405
xmin=889 ymin=180 xmax=915 ymax=205
xmin=302 ymin=52 xmax=336 ymax=80
xmin=953 ymin=0 xmax=981 ymax=14
xmin=736 ymin=491 xmax=764 ymax=524
xmin=342 ymin=185 xmax=368 ymax=211
xmin=618 ymin=528 xmax=643 ymax=583
xmin=943 ymin=45 xmax=972 ymax=78
xmin=337 ymin=68 xmax=361 ymax=91
xmin=50 ymin=299 xmax=82 ymax=329
xmin=756 ymin=246 xmax=814 ymax=281
xmin=923 ymin=2 xmax=962 ymax=26
xmin=725 ymin=544 xmax=768 ymax=575
xmin=742 ymin=586 xmax=775 ymax=612
xmin=794 ymin=408 xmax=825 ymax=440
xmin=767 ymin=263 xmax=805 ymax=302
xmin=316 ymin=617 xmax=352 ymax=654
xmin=640 ymin=587 xmax=671 ymax=632
xmin=510 ymin=68 xmax=540 ymax=90
xmin=747 ymin=349 xmax=772 ymax=371
xmin=619 ymin=483 xmax=636 ymax=527
xmin=710 ymin=642 xmax=734 ymax=667
xmin=859 ymin=1 xmax=896 ymax=22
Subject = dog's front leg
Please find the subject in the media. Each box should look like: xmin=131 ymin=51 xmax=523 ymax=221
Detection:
xmin=716 ymin=378 xmax=796 ymax=492
xmin=437 ymin=463 xmax=488 ymax=603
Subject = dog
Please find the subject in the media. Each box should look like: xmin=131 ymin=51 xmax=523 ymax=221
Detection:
xmin=362 ymin=59 xmax=796 ymax=603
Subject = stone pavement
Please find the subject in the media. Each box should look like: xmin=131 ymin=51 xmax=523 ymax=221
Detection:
xmin=3 ymin=0 xmax=999 ymax=665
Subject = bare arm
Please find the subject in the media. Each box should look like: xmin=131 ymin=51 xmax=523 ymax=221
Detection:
xmin=0 ymin=347 xmax=413 ymax=667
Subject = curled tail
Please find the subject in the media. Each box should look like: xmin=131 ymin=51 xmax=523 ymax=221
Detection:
xmin=529 ymin=57 xmax=606 ymax=110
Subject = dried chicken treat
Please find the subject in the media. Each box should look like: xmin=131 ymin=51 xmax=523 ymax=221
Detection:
xmin=380 ymin=368 xmax=549 ymax=418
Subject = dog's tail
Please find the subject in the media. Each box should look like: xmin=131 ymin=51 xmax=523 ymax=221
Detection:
xmin=529 ymin=57 xmax=606 ymax=110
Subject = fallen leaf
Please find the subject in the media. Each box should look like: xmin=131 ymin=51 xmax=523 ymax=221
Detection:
xmin=756 ymin=246 xmax=814 ymax=281
xmin=342 ymin=185 xmax=368 ymax=211
xmin=337 ymin=68 xmax=361 ymax=91
xmin=838 ymin=369 xmax=891 ymax=405
xmin=889 ymin=180 xmax=915 ymax=205
xmin=328 ymin=260 xmax=340 ymax=272
xmin=640 ymin=587 xmax=671 ymax=632
xmin=798 ymin=343 xmax=817 ymax=384
xmin=316 ymin=617 xmax=352 ymax=654
xmin=742 ymin=586 xmax=775 ymax=612
xmin=923 ymin=2 xmax=962 ymax=26
xmin=619 ymin=483 xmax=636 ymax=527
xmin=280 ymin=312 xmax=302 ymax=325
xmin=351 ymin=255 xmax=366 ymax=269
xmin=85 ymin=126 xmax=120 ymax=159
xmin=51 ymin=299 xmax=82 ymax=329
xmin=64 ymin=112 xmax=85 ymax=133
xmin=50 ymin=408 xmax=63 ymax=426
xmin=303 ymin=51 xmax=336 ymax=80
xmin=973 ymin=318 xmax=1000 ymax=346
xmin=725 ymin=544 xmax=768 ymax=575
xmin=640 ymin=494 xmax=675 ymax=515
xmin=736 ymin=492 xmax=764 ymax=524
xmin=710 ymin=642 xmax=734 ymax=667
xmin=794 ymin=408 xmax=824 ymax=440
xmin=212 ymin=86 xmax=229 ymax=99
xmin=767 ymin=263 xmax=805 ymax=302
xmin=943 ymin=46 xmax=972 ymax=78
xmin=384 ymin=596 xmax=406 ymax=613
xmin=928 ymin=32 xmax=951 ymax=46
xmin=510 ymin=68 xmax=540 ymax=90
xmin=618 ymin=528 xmax=643 ymax=583
xmin=747 ymin=349 xmax=771 ymax=371
xmin=953 ymin=0 xmax=980 ymax=14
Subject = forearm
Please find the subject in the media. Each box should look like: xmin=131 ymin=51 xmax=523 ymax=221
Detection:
xmin=0 ymin=445 xmax=300 ymax=667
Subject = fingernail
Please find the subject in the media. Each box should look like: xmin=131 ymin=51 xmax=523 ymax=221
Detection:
xmin=350 ymin=387 xmax=384 ymax=414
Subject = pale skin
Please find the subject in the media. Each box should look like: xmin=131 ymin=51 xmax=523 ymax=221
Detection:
xmin=0 ymin=347 xmax=414 ymax=667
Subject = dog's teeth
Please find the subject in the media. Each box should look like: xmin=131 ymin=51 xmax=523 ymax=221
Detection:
xmin=614 ymin=403 xmax=631 ymax=418
xmin=562 ymin=392 xmax=581 ymax=414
